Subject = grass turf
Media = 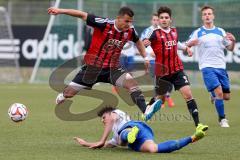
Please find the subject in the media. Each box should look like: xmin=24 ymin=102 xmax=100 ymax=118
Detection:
xmin=1 ymin=84 xmax=240 ymax=160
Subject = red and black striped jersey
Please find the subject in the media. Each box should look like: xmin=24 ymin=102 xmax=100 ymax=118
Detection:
xmin=84 ymin=14 xmax=139 ymax=68
xmin=148 ymin=27 xmax=184 ymax=76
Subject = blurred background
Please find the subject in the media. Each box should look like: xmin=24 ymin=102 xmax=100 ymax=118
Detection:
xmin=0 ymin=0 xmax=239 ymax=27
xmin=0 ymin=0 xmax=239 ymax=87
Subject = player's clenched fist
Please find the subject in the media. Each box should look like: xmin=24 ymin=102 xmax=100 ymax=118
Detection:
xmin=48 ymin=7 xmax=62 ymax=15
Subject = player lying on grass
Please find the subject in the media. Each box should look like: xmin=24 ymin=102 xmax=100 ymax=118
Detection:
xmin=74 ymin=106 xmax=207 ymax=152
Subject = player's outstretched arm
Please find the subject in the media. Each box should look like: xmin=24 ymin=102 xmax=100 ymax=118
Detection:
xmin=186 ymin=39 xmax=199 ymax=47
xmin=48 ymin=7 xmax=88 ymax=21
xmin=74 ymin=137 xmax=116 ymax=148
xmin=88 ymin=120 xmax=114 ymax=149
xmin=74 ymin=137 xmax=95 ymax=147
xmin=178 ymin=41 xmax=193 ymax=57
xmin=104 ymin=141 xmax=117 ymax=148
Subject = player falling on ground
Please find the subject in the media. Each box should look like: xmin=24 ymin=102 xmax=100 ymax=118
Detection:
xmin=48 ymin=6 xmax=161 ymax=121
xmin=74 ymin=106 xmax=207 ymax=152
xmin=143 ymin=6 xmax=208 ymax=129
xmin=187 ymin=5 xmax=236 ymax=127
xmin=140 ymin=13 xmax=175 ymax=108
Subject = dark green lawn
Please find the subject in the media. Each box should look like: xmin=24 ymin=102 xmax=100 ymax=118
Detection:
xmin=1 ymin=84 xmax=239 ymax=160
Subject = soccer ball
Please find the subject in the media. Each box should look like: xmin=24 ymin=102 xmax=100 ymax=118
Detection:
xmin=8 ymin=103 xmax=28 ymax=122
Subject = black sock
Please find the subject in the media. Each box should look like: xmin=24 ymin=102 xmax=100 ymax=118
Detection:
xmin=187 ymin=99 xmax=200 ymax=126
xmin=130 ymin=90 xmax=147 ymax=113
xmin=147 ymin=97 xmax=156 ymax=106
xmin=219 ymin=115 xmax=226 ymax=122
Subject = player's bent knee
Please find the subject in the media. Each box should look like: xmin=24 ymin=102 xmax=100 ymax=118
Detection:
xmin=182 ymin=93 xmax=193 ymax=101
xmin=63 ymin=86 xmax=80 ymax=98
xmin=179 ymin=86 xmax=192 ymax=101
xmin=116 ymin=73 xmax=137 ymax=89
xmin=215 ymin=93 xmax=223 ymax=99
xmin=124 ymin=80 xmax=138 ymax=90
xmin=147 ymin=146 xmax=158 ymax=153
xmin=140 ymin=141 xmax=158 ymax=153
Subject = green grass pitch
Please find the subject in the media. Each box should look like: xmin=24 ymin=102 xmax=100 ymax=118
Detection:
xmin=1 ymin=84 xmax=240 ymax=160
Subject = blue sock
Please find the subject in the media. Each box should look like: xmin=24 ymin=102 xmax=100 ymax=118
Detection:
xmin=215 ymin=99 xmax=225 ymax=119
xmin=120 ymin=129 xmax=130 ymax=143
xmin=157 ymin=137 xmax=192 ymax=153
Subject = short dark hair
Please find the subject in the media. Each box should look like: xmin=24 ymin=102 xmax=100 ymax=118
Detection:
xmin=157 ymin=6 xmax=172 ymax=17
xmin=152 ymin=13 xmax=158 ymax=17
xmin=118 ymin=6 xmax=134 ymax=17
xmin=201 ymin=5 xmax=215 ymax=13
xmin=97 ymin=106 xmax=116 ymax=117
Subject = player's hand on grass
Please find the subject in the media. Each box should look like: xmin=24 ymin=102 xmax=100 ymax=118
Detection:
xmin=89 ymin=141 xmax=105 ymax=149
xmin=73 ymin=137 xmax=87 ymax=146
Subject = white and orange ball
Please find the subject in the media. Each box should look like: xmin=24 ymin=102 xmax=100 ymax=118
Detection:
xmin=8 ymin=103 xmax=28 ymax=122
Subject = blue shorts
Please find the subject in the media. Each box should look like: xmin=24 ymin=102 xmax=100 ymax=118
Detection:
xmin=201 ymin=67 xmax=230 ymax=93
xmin=118 ymin=121 xmax=154 ymax=151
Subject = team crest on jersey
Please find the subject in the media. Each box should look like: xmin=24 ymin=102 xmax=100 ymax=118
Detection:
xmin=171 ymin=32 xmax=177 ymax=38
xmin=124 ymin=32 xmax=128 ymax=39
xmin=108 ymin=30 xmax=113 ymax=34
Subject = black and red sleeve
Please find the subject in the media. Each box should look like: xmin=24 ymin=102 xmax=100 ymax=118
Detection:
xmin=149 ymin=30 xmax=157 ymax=42
xmin=132 ymin=28 xmax=139 ymax=43
xmin=86 ymin=14 xmax=107 ymax=30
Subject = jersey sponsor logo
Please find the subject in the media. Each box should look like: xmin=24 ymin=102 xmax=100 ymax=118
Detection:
xmin=107 ymin=39 xmax=123 ymax=49
xmin=165 ymin=40 xmax=177 ymax=49
xmin=102 ymin=39 xmax=123 ymax=52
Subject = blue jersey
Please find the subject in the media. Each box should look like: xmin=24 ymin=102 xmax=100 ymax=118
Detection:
xmin=188 ymin=26 xmax=232 ymax=70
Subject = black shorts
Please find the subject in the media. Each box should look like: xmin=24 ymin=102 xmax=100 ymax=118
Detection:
xmin=155 ymin=71 xmax=190 ymax=94
xmin=72 ymin=65 xmax=126 ymax=88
